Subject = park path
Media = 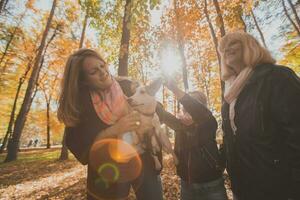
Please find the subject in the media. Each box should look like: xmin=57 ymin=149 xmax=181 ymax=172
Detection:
xmin=0 ymin=161 xmax=86 ymax=200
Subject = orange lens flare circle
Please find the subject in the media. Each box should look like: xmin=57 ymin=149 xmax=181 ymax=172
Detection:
xmin=89 ymin=138 xmax=142 ymax=183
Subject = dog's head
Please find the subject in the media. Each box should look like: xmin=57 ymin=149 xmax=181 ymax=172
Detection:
xmin=127 ymin=78 xmax=162 ymax=115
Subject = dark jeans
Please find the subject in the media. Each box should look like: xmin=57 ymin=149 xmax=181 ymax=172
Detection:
xmin=87 ymin=153 xmax=163 ymax=200
xmin=181 ymin=177 xmax=228 ymax=200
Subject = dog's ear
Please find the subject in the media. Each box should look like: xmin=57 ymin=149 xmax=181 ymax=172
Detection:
xmin=145 ymin=78 xmax=163 ymax=96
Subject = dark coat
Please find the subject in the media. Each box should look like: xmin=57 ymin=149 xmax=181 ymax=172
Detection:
xmin=65 ymin=79 xmax=162 ymax=199
xmin=221 ymin=63 xmax=300 ymax=200
xmin=156 ymin=94 xmax=223 ymax=184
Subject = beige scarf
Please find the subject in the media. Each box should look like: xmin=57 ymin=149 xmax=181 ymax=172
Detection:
xmin=224 ymin=67 xmax=253 ymax=134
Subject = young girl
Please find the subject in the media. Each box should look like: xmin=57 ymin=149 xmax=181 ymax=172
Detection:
xmin=156 ymin=78 xmax=227 ymax=200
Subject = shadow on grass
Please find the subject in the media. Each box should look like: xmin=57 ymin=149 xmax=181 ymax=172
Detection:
xmin=0 ymin=149 xmax=77 ymax=187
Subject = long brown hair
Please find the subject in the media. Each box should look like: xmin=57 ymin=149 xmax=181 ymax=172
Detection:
xmin=57 ymin=49 xmax=106 ymax=127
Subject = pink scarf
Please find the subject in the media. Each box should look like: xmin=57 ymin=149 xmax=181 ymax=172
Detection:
xmin=90 ymin=78 xmax=129 ymax=125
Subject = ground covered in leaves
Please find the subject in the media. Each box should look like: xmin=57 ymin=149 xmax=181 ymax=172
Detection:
xmin=0 ymin=149 xmax=232 ymax=200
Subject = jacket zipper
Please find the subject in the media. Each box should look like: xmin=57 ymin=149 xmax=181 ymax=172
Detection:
xmin=187 ymin=133 xmax=192 ymax=184
xmin=188 ymin=149 xmax=191 ymax=184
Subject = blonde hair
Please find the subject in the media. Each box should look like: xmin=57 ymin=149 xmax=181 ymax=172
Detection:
xmin=57 ymin=49 xmax=106 ymax=127
xmin=218 ymin=31 xmax=276 ymax=81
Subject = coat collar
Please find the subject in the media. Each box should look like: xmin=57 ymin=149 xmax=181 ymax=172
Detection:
xmin=245 ymin=63 xmax=274 ymax=85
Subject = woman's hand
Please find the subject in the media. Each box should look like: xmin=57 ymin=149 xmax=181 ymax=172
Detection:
xmin=115 ymin=111 xmax=141 ymax=134
xmin=96 ymin=111 xmax=141 ymax=140
xmin=163 ymin=77 xmax=185 ymax=99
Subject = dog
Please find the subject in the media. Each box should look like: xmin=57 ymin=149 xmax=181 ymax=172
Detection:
xmin=127 ymin=78 xmax=178 ymax=170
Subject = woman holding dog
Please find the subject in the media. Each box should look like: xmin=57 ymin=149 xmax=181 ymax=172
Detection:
xmin=219 ymin=31 xmax=300 ymax=200
xmin=156 ymin=81 xmax=228 ymax=200
xmin=57 ymin=49 xmax=163 ymax=200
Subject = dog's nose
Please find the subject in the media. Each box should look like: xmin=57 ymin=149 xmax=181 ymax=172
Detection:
xmin=127 ymin=98 xmax=133 ymax=105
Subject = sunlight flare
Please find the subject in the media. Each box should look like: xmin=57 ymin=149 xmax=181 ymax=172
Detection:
xmin=160 ymin=46 xmax=182 ymax=77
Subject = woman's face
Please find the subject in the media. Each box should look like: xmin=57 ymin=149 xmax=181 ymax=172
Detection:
xmin=223 ymin=40 xmax=244 ymax=75
xmin=82 ymin=56 xmax=113 ymax=90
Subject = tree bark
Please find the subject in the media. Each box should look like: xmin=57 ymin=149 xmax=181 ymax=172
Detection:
xmin=202 ymin=0 xmax=224 ymax=100
xmin=0 ymin=0 xmax=8 ymax=14
xmin=46 ymin=102 xmax=50 ymax=149
xmin=59 ymin=129 xmax=68 ymax=160
xmin=287 ymin=0 xmax=300 ymax=29
xmin=240 ymin=13 xmax=247 ymax=32
xmin=212 ymin=0 xmax=226 ymax=37
xmin=4 ymin=0 xmax=57 ymax=162
xmin=118 ymin=0 xmax=132 ymax=76
xmin=79 ymin=8 xmax=89 ymax=49
xmin=0 ymin=57 xmax=33 ymax=154
xmin=250 ymin=9 xmax=267 ymax=48
xmin=0 ymin=9 xmax=26 ymax=68
xmin=0 ymin=77 xmax=23 ymax=153
xmin=283 ymin=0 xmax=300 ymax=37
xmin=238 ymin=4 xmax=247 ymax=32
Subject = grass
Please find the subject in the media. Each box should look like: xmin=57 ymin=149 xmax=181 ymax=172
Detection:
xmin=0 ymin=148 xmax=74 ymax=169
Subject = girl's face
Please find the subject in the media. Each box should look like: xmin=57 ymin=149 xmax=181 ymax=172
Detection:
xmin=82 ymin=56 xmax=113 ymax=90
xmin=224 ymin=40 xmax=244 ymax=75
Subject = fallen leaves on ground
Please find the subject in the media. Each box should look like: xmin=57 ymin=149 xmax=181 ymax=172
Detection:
xmin=0 ymin=149 xmax=232 ymax=200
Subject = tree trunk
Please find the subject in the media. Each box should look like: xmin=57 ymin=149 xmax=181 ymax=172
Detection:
xmin=118 ymin=0 xmax=132 ymax=76
xmin=0 ymin=9 xmax=26 ymax=68
xmin=4 ymin=0 xmax=57 ymax=162
xmin=79 ymin=8 xmax=89 ymax=49
xmin=202 ymin=0 xmax=224 ymax=100
xmin=59 ymin=129 xmax=68 ymax=160
xmin=0 ymin=78 xmax=23 ymax=153
xmin=46 ymin=102 xmax=50 ymax=149
xmin=283 ymin=0 xmax=300 ymax=37
xmin=0 ymin=0 xmax=8 ymax=14
xmin=240 ymin=13 xmax=247 ymax=32
xmin=212 ymin=0 xmax=226 ymax=37
xmin=0 ymin=28 xmax=17 ymax=68
xmin=237 ymin=4 xmax=247 ymax=32
xmin=287 ymin=0 xmax=300 ymax=29
xmin=0 ymin=58 xmax=33 ymax=154
xmin=250 ymin=9 xmax=267 ymax=48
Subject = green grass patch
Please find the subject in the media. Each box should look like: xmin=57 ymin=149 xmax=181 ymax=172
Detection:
xmin=0 ymin=149 xmax=75 ymax=169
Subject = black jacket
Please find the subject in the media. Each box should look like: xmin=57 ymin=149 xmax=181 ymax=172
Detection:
xmin=221 ymin=63 xmax=300 ymax=200
xmin=156 ymin=94 xmax=223 ymax=183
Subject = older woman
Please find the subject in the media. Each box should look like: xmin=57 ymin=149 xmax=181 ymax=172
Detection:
xmin=57 ymin=49 xmax=163 ymax=200
xmin=218 ymin=31 xmax=300 ymax=200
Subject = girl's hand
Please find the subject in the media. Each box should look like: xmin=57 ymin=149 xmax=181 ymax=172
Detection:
xmin=163 ymin=76 xmax=178 ymax=92
xmin=163 ymin=77 xmax=185 ymax=99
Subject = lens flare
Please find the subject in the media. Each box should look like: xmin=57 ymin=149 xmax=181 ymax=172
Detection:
xmin=89 ymin=138 xmax=142 ymax=184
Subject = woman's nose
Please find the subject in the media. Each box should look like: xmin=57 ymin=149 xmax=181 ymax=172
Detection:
xmin=98 ymin=66 xmax=106 ymax=75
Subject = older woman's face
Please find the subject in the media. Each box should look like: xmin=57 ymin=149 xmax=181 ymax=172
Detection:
xmin=82 ymin=56 xmax=113 ymax=90
xmin=223 ymin=40 xmax=243 ymax=75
